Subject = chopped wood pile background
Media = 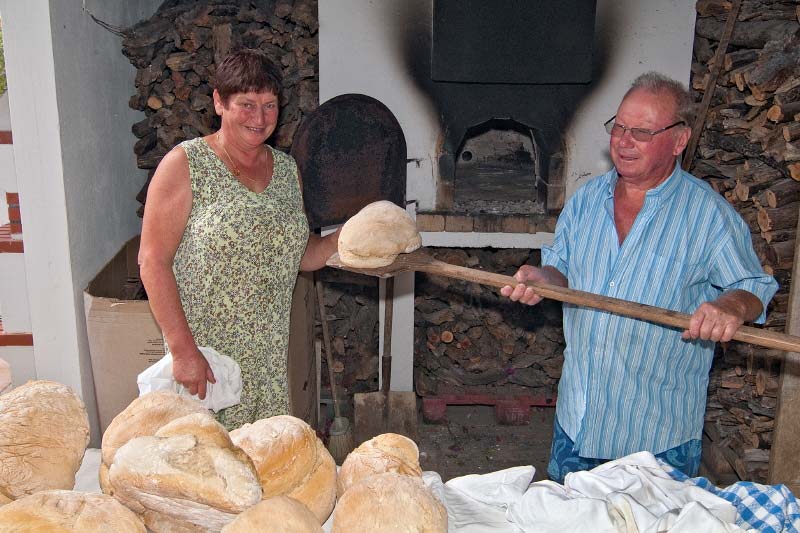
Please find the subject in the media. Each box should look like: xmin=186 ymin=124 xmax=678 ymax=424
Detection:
xmin=413 ymin=248 xmax=564 ymax=399
xmin=315 ymin=269 xmax=380 ymax=407
xmin=121 ymin=0 xmax=319 ymax=215
xmin=690 ymin=0 xmax=800 ymax=483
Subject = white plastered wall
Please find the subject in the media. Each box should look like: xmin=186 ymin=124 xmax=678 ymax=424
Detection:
xmin=0 ymin=0 xmax=162 ymax=444
xmin=320 ymin=0 xmax=697 ymax=392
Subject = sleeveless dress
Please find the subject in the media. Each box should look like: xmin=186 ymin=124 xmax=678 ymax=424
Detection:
xmin=173 ymin=137 xmax=309 ymax=430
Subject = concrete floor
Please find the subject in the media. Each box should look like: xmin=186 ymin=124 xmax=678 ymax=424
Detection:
xmin=417 ymin=404 xmax=555 ymax=482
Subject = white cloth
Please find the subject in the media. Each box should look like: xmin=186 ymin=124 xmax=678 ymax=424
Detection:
xmin=431 ymin=467 xmax=533 ymax=532
xmin=137 ymin=346 xmax=241 ymax=412
xmin=416 ymin=452 xmax=751 ymax=532
xmin=507 ymin=452 xmax=751 ymax=532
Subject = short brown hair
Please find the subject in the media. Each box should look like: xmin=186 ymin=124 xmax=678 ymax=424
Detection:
xmin=214 ymin=49 xmax=283 ymax=103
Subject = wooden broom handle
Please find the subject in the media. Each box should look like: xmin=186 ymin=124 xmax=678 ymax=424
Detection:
xmin=417 ymin=260 xmax=800 ymax=354
xmin=381 ymin=277 xmax=394 ymax=395
xmin=315 ymin=277 xmax=342 ymax=420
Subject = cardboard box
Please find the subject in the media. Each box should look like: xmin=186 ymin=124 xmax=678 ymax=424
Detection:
xmin=84 ymin=236 xmax=165 ymax=434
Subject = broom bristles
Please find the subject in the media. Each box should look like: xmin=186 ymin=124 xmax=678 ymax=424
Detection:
xmin=328 ymin=416 xmax=354 ymax=464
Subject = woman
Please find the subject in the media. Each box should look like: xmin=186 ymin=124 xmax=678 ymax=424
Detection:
xmin=139 ymin=49 xmax=338 ymax=429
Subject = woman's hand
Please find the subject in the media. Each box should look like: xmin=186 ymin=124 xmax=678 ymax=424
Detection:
xmin=172 ymin=346 xmax=216 ymax=400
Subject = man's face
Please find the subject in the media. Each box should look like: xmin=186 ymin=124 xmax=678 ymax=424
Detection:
xmin=609 ymin=89 xmax=690 ymax=186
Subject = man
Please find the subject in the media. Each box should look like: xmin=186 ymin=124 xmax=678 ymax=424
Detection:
xmin=501 ymin=72 xmax=777 ymax=481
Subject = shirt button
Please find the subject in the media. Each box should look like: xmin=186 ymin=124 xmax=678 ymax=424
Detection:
xmin=609 ymin=281 xmax=616 ymax=287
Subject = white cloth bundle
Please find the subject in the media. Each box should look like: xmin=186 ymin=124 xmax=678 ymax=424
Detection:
xmin=421 ymin=451 xmax=751 ymax=532
xmin=137 ymin=346 xmax=241 ymax=412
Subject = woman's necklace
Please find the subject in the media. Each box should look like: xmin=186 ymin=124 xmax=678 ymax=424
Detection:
xmin=217 ymin=132 xmax=265 ymax=183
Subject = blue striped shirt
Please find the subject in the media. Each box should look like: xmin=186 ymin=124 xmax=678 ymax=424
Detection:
xmin=542 ymin=163 xmax=778 ymax=458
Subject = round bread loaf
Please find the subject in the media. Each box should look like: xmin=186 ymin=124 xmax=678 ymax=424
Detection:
xmin=230 ymin=415 xmax=336 ymax=524
xmin=338 ymin=200 xmax=421 ymax=268
xmin=0 ymin=380 xmax=90 ymax=501
xmin=221 ymin=496 xmax=322 ymax=533
xmin=0 ymin=490 xmax=145 ymax=532
xmin=101 ymin=391 xmax=208 ymax=466
xmin=99 ymin=391 xmax=208 ymax=494
xmin=108 ymin=412 xmax=262 ymax=532
xmin=337 ymin=433 xmax=422 ymax=497
xmin=332 ymin=472 xmax=447 ymax=533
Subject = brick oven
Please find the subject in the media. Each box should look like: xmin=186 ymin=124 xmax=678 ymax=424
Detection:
xmin=421 ymin=0 xmax=597 ymax=221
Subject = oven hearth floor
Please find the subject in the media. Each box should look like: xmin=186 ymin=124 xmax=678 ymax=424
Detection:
xmin=417 ymin=405 xmax=555 ymax=482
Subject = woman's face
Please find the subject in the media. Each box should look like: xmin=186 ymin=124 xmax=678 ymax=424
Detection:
xmin=214 ymin=89 xmax=279 ymax=147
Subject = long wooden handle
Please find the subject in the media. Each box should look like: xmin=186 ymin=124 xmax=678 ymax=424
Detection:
xmin=315 ymin=277 xmax=341 ymax=419
xmin=381 ymin=277 xmax=394 ymax=396
xmin=418 ymin=260 xmax=800 ymax=354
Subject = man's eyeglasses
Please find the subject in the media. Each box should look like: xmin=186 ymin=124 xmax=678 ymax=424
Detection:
xmin=604 ymin=116 xmax=686 ymax=142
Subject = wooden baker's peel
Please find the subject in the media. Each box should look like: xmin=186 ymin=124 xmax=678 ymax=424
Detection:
xmin=327 ymin=248 xmax=800 ymax=354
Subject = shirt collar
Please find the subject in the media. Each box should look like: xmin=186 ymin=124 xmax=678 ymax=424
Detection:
xmin=603 ymin=160 xmax=683 ymax=202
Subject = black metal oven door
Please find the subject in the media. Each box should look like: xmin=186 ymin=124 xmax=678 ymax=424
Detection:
xmin=290 ymin=93 xmax=406 ymax=229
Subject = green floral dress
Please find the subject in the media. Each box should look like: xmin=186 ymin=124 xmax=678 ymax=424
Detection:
xmin=173 ymin=137 xmax=309 ymax=430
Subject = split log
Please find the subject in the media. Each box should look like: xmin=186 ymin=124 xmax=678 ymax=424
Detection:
xmin=789 ymin=162 xmax=800 ymax=181
xmin=757 ymin=201 xmax=800 ymax=232
xmin=740 ymin=2 xmax=800 ymax=22
xmin=783 ymin=122 xmax=800 ymax=142
xmin=696 ymin=0 xmax=732 ymax=18
xmin=696 ymin=17 xmax=799 ymax=49
xmin=724 ymin=48 xmax=758 ymax=71
xmin=774 ymin=79 xmax=800 ymax=106
xmin=761 ymin=225 xmax=795 ymax=246
xmin=734 ymin=159 xmax=784 ymax=200
xmin=744 ymin=37 xmax=800 ymax=101
xmin=751 ymin=418 xmax=775 ymax=434
xmin=764 ymin=179 xmax=800 ymax=207
xmin=768 ymin=239 xmax=795 ymax=269
xmin=767 ymin=102 xmax=800 ymax=123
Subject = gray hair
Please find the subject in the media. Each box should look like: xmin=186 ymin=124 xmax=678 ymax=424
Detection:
xmin=625 ymin=71 xmax=695 ymax=127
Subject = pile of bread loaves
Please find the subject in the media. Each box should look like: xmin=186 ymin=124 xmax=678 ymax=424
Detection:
xmin=0 ymin=380 xmax=447 ymax=532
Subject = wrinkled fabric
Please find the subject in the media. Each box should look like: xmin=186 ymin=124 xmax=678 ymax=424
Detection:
xmin=426 ymin=452 xmax=751 ymax=532
xmin=548 ymin=414 xmax=701 ymax=482
xmin=663 ymin=461 xmax=800 ymax=533
xmin=137 ymin=346 xmax=241 ymax=412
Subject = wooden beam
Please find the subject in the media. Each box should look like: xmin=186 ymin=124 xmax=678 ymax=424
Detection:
xmin=682 ymin=0 xmax=743 ymax=170
xmin=768 ymin=203 xmax=800 ymax=491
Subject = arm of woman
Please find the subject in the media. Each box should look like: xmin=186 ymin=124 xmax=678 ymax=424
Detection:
xmin=299 ymin=228 xmax=341 ymax=272
xmin=139 ymin=147 xmax=216 ymax=400
xmin=295 ymin=171 xmax=340 ymax=272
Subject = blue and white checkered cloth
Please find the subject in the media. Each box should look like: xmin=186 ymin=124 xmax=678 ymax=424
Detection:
xmin=661 ymin=460 xmax=800 ymax=532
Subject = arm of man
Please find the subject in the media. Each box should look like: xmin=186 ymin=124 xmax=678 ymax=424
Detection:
xmin=139 ymin=147 xmax=216 ymax=399
xmin=500 ymin=265 xmax=568 ymax=305
xmin=683 ymin=289 xmax=763 ymax=343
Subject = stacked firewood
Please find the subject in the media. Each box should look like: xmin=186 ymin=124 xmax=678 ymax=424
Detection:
xmin=690 ymin=0 xmax=800 ymax=482
xmin=121 ymin=0 xmax=319 ymax=215
xmin=413 ymin=248 xmax=564 ymax=398
xmin=315 ymin=268 xmax=380 ymax=404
